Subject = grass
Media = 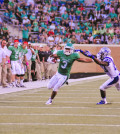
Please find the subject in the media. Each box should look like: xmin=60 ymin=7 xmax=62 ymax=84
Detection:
xmin=0 ymin=78 xmax=120 ymax=134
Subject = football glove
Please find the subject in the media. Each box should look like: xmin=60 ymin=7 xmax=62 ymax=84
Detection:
xmin=84 ymin=50 xmax=95 ymax=59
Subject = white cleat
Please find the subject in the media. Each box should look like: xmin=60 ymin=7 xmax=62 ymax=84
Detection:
xmin=45 ymin=98 xmax=52 ymax=105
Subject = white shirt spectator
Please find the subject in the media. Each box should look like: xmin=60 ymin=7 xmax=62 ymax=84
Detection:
xmin=69 ymin=21 xmax=75 ymax=28
xmin=59 ymin=4 xmax=66 ymax=14
xmin=49 ymin=23 xmax=56 ymax=31
xmin=55 ymin=35 xmax=62 ymax=44
xmin=25 ymin=48 xmax=34 ymax=61
xmin=0 ymin=48 xmax=6 ymax=63
xmin=23 ymin=17 xmax=30 ymax=25
xmin=27 ymin=0 xmax=34 ymax=6
xmin=47 ymin=35 xmax=54 ymax=46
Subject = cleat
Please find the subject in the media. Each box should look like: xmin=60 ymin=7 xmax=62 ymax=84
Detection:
xmin=16 ymin=84 xmax=20 ymax=87
xmin=20 ymin=85 xmax=26 ymax=88
xmin=2 ymin=86 xmax=10 ymax=88
xmin=45 ymin=98 xmax=52 ymax=105
xmin=96 ymin=100 xmax=107 ymax=105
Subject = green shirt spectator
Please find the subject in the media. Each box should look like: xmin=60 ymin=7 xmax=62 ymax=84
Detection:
xmin=62 ymin=11 xmax=69 ymax=20
xmin=51 ymin=4 xmax=58 ymax=11
xmin=106 ymin=20 xmax=112 ymax=28
xmin=30 ymin=13 xmax=36 ymax=21
xmin=109 ymin=12 xmax=117 ymax=19
xmin=22 ymin=27 xmax=29 ymax=40
xmin=8 ymin=1 xmax=14 ymax=7
xmin=75 ymin=27 xmax=82 ymax=33
xmin=95 ymin=1 xmax=101 ymax=11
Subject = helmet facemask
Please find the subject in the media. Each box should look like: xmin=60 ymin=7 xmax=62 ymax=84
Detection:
xmin=97 ymin=47 xmax=111 ymax=60
xmin=64 ymin=43 xmax=74 ymax=55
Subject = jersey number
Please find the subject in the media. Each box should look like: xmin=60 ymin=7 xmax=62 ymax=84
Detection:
xmin=61 ymin=61 xmax=68 ymax=69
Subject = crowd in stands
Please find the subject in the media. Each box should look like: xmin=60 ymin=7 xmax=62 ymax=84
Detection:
xmin=0 ymin=0 xmax=120 ymax=45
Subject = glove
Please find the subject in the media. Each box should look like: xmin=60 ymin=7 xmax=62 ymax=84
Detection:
xmin=84 ymin=50 xmax=92 ymax=57
xmin=74 ymin=49 xmax=83 ymax=53
xmin=84 ymin=50 xmax=95 ymax=59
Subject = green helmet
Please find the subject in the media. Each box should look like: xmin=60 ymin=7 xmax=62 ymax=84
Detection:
xmin=64 ymin=43 xmax=74 ymax=55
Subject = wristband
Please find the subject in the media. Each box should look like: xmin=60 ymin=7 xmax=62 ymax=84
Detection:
xmin=8 ymin=60 xmax=10 ymax=64
xmin=26 ymin=62 xmax=29 ymax=66
xmin=80 ymin=49 xmax=83 ymax=53
xmin=91 ymin=55 xmax=95 ymax=59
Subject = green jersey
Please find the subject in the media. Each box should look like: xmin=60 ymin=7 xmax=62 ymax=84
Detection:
xmin=57 ymin=50 xmax=80 ymax=76
xmin=8 ymin=46 xmax=19 ymax=61
xmin=31 ymin=50 xmax=38 ymax=61
xmin=18 ymin=45 xmax=28 ymax=62
xmin=8 ymin=45 xmax=28 ymax=62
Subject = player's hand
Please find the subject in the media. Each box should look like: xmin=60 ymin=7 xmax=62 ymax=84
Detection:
xmin=7 ymin=63 xmax=11 ymax=68
xmin=84 ymin=50 xmax=92 ymax=57
xmin=27 ymin=65 xmax=30 ymax=70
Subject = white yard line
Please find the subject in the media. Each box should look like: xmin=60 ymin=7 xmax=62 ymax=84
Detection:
xmin=0 ymin=100 xmax=119 ymax=103
xmin=0 ymin=123 xmax=119 ymax=127
xmin=0 ymin=75 xmax=108 ymax=95
xmin=0 ymin=113 xmax=120 ymax=117
xmin=15 ymin=96 xmax=120 ymax=98
xmin=0 ymin=106 xmax=120 ymax=110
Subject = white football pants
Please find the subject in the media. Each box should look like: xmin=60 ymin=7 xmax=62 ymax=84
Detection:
xmin=47 ymin=72 xmax=68 ymax=91
xmin=100 ymin=75 xmax=120 ymax=91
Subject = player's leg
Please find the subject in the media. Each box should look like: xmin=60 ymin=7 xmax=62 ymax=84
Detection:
xmin=15 ymin=62 xmax=22 ymax=87
xmin=115 ymin=74 xmax=120 ymax=91
xmin=97 ymin=76 xmax=119 ymax=104
xmin=47 ymin=73 xmax=59 ymax=89
xmin=19 ymin=64 xmax=26 ymax=87
xmin=46 ymin=73 xmax=67 ymax=105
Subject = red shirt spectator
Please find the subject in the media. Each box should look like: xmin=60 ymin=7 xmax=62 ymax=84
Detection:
xmin=48 ymin=29 xmax=54 ymax=36
xmin=79 ymin=4 xmax=84 ymax=11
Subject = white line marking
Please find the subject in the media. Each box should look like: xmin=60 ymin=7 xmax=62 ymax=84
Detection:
xmin=0 ymin=106 xmax=120 ymax=110
xmin=0 ymin=101 xmax=120 ymax=103
xmin=15 ymin=96 xmax=120 ymax=99
xmin=0 ymin=123 xmax=119 ymax=127
xmin=0 ymin=113 xmax=120 ymax=117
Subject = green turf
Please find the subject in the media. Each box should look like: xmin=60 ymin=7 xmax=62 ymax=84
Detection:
xmin=0 ymin=78 xmax=120 ymax=134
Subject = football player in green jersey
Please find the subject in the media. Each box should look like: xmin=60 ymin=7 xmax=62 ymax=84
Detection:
xmin=46 ymin=43 xmax=93 ymax=105
xmin=18 ymin=41 xmax=29 ymax=87
xmin=8 ymin=40 xmax=29 ymax=87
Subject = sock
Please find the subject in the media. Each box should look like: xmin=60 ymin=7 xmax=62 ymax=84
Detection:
xmin=102 ymin=98 xmax=107 ymax=102
xmin=12 ymin=81 xmax=16 ymax=86
xmin=20 ymin=79 xmax=23 ymax=86
xmin=15 ymin=80 xmax=18 ymax=85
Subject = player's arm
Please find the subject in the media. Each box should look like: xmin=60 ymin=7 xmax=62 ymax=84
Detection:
xmin=76 ymin=58 xmax=93 ymax=63
xmin=24 ymin=55 xmax=29 ymax=69
xmin=36 ymin=54 xmax=40 ymax=63
xmin=91 ymin=56 xmax=109 ymax=66
xmin=50 ymin=54 xmax=59 ymax=59
xmin=80 ymin=50 xmax=109 ymax=66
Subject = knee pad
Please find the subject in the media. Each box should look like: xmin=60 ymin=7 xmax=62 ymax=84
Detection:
xmin=99 ymin=86 xmax=105 ymax=91
xmin=47 ymin=83 xmax=52 ymax=89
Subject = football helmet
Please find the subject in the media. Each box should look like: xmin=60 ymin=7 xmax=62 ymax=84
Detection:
xmin=64 ymin=43 xmax=74 ymax=55
xmin=97 ymin=47 xmax=111 ymax=60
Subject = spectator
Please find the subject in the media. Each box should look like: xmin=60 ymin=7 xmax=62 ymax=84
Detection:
xmin=22 ymin=26 xmax=29 ymax=41
xmin=106 ymin=19 xmax=112 ymax=28
xmin=112 ymin=35 xmax=119 ymax=44
xmin=88 ymin=33 xmax=93 ymax=44
xmin=10 ymin=12 xmax=19 ymax=25
xmin=30 ymin=13 xmax=36 ymax=25
xmin=59 ymin=4 xmax=66 ymax=15
xmin=109 ymin=10 xmax=118 ymax=21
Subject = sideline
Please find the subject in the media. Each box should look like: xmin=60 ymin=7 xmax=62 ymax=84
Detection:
xmin=0 ymin=75 xmax=108 ymax=95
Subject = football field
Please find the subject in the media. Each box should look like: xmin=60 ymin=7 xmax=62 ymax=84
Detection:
xmin=0 ymin=77 xmax=120 ymax=134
